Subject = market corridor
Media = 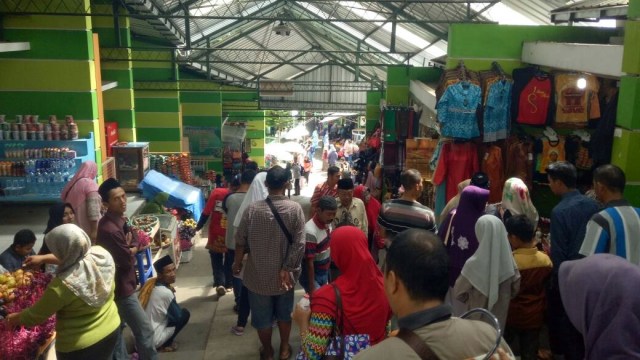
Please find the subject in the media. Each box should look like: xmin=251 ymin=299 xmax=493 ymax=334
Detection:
xmin=0 ymin=160 xmax=324 ymax=360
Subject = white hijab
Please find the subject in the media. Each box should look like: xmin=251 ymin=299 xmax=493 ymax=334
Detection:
xmin=45 ymin=224 xmax=115 ymax=307
xmin=233 ymin=171 xmax=269 ymax=227
xmin=460 ymin=215 xmax=518 ymax=309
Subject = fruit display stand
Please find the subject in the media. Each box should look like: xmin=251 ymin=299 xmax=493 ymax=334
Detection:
xmin=0 ymin=270 xmax=56 ymax=359
xmin=154 ymin=214 xmax=180 ymax=268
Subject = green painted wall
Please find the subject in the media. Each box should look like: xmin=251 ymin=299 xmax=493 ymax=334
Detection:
xmin=612 ymin=0 xmax=640 ymax=207
xmin=93 ymin=3 xmax=136 ymax=142
xmin=180 ymin=86 xmax=223 ymax=172
xmin=448 ymin=24 xmax=618 ymax=63
xmin=446 ymin=24 xmax=619 ymax=73
xmin=0 ymin=0 xmax=99 ymax=146
xmin=222 ymin=91 xmax=260 ymax=111
xmin=631 ymin=0 xmax=640 ymax=19
xmin=366 ymin=91 xmax=384 ymax=133
xmin=226 ymin=110 xmax=265 ymax=167
xmin=130 ymin=42 xmax=182 ymax=152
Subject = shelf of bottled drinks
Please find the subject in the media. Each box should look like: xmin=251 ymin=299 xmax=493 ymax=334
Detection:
xmin=0 ymin=133 xmax=96 ymax=202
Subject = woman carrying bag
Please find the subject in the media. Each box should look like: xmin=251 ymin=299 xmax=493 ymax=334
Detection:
xmin=294 ymin=226 xmax=392 ymax=360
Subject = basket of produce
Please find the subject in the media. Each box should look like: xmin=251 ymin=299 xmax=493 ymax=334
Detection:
xmin=0 ymin=270 xmax=56 ymax=360
xmin=131 ymin=215 xmax=160 ymax=236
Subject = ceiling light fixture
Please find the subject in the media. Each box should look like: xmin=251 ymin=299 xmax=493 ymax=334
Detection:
xmin=273 ymin=20 xmax=292 ymax=36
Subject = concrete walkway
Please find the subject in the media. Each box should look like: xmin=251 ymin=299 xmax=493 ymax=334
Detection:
xmin=161 ymin=161 xmax=324 ymax=360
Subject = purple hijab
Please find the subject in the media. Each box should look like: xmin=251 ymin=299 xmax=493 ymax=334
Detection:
xmin=438 ymin=185 xmax=489 ymax=287
xmin=560 ymin=254 xmax=640 ymax=359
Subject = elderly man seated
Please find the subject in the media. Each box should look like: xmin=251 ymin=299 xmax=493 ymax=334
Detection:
xmin=139 ymin=255 xmax=191 ymax=352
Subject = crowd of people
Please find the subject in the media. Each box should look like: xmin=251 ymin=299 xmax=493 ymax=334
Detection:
xmin=192 ymin=158 xmax=640 ymax=360
xmin=2 ymin=145 xmax=640 ymax=360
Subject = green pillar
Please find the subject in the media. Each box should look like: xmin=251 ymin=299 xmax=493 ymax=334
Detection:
xmin=613 ymin=0 xmax=640 ymax=205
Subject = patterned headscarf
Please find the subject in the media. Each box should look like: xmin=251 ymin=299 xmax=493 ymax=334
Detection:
xmin=501 ymin=177 xmax=539 ymax=224
xmin=45 ymin=224 xmax=115 ymax=307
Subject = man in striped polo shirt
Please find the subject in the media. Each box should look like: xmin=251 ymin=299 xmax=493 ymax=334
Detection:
xmin=378 ymin=169 xmax=437 ymax=249
xmin=580 ymin=164 xmax=640 ymax=265
xmin=301 ymin=196 xmax=337 ymax=295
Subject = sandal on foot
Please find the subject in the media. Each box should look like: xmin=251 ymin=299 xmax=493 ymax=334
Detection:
xmin=279 ymin=344 xmax=292 ymax=360
xmin=259 ymin=346 xmax=274 ymax=360
xmin=159 ymin=342 xmax=178 ymax=352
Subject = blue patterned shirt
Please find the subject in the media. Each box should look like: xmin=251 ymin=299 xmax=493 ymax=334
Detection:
xmin=483 ymin=80 xmax=512 ymax=142
xmin=437 ymin=82 xmax=481 ymax=139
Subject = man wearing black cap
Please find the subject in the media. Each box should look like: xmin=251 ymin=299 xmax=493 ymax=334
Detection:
xmin=97 ymin=178 xmax=157 ymax=359
xmin=139 ymin=255 xmax=191 ymax=352
xmin=333 ymin=178 xmax=368 ymax=236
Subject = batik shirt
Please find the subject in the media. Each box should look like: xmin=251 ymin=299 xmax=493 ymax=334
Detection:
xmin=437 ymin=82 xmax=482 ymax=139
xmin=483 ymin=80 xmax=512 ymax=142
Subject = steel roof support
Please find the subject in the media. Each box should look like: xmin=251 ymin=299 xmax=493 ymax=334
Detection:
xmin=191 ymin=0 xmax=284 ymax=45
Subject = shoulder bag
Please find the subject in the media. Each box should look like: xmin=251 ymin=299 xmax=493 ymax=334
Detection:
xmin=265 ymin=197 xmax=294 ymax=266
xmin=323 ymin=284 xmax=371 ymax=360
xmin=395 ymin=328 xmax=440 ymax=360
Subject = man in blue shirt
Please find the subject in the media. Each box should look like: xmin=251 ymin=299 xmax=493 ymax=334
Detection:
xmin=546 ymin=161 xmax=599 ymax=360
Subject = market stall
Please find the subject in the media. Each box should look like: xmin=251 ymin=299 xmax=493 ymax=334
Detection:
xmin=0 ymin=270 xmax=56 ymax=359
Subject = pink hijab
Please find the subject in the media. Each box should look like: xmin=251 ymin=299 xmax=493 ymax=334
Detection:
xmin=61 ymin=161 xmax=99 ymax=233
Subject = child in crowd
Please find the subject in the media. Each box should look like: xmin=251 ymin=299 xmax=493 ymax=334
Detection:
xmin=0 ymin=229 xmax=37 ymax=271
xmin=505 ymin=215 xmax=553 ymax=360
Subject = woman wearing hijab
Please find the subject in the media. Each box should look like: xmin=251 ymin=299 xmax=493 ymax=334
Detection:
xmin=488 ymin=178 xmax=539 ymax=225
xmin=438 ymin=179 xmax=471 ymax=226
xmin=7 ymin=224 xmax=120 ymax=360
xmin=328 ymin=145 xmax=338 ymax=167
xmin=61 ymin=160 xmax=102 ymax=243
xmin=454 ymin=215 xmax=521 ymax=329
xmin=140 ymin=192 xmax=170 ymax=215
xmin=353 ymin=185 xmax=383 ymax=260
xmin=559 ymin=254 xmax=640 ymax=359
xmin=37 ymin=203 xmax=76 ymax=273
xmin=439 ymin=185 xmax=490 ymax=314
xmin=294 ymin=226 xmax=392 ymax=360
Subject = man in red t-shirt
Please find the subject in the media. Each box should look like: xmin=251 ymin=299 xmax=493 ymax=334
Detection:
xmin=197 ymin=186 xmax=230 ymax=296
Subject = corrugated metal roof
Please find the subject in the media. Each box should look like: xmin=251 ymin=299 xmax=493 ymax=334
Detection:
xmin=551 ymin=0 xmax=628 ymax=23
xmin=126 ymin=0 xmax=603 ymax=110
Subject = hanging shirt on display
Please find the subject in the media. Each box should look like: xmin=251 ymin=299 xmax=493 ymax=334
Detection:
xmin=554 ymin=73 xmax=600 ymax=128
xmin=536 ymin=136 xmax=566 ymax=174
xmin=505 ymin=136 xmax=534 ymax=190
xmin=483 ymin=80 xmax=512 ymax=142
xmin=482 ymin=145 xmax=504 ymax=204
xmin=436 ymin=82 xmax=482 ymax=139
xmin=516 ymin=75 xmax=553 ymax=126
xmin=433 ymin=142 xmax=479 ymax=203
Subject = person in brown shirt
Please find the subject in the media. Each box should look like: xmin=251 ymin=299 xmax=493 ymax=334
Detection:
xmin=233 ymin=166 xmax=306 ymax=360
xmin=97 ymin=178 xmax=158 ymax=360
xmin=505 ymin=215 xmax=552 ymax=360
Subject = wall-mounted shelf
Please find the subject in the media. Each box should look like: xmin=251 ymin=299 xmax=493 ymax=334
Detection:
xmin=0 ymin=42 xmax=30 ymax=53
xmin=0 ymin=133 xmax=96 ymax=203
xmin=522 ymin=41 xmax=624 ymax=78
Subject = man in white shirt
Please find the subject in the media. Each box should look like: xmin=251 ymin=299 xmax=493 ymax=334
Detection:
xmin=141 ymin=255 xmax=190 ymax=352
